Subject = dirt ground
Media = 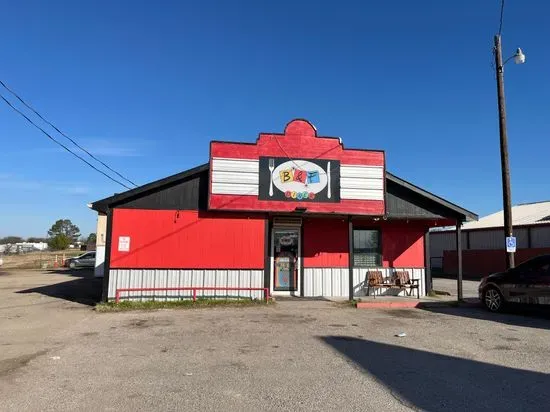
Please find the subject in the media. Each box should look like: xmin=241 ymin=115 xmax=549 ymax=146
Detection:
xmin=0 ymin=250 xmax=81 ymax=269
xmin=1 ymin=270 xmax=550 ymax=411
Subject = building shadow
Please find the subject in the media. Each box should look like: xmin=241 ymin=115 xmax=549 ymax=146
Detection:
xmin=16 ymin=269 xmax=102 ymax=306
xmin=420 ymin=304 xmax=550 ymax=331
xmin=320 ymin=336 xmax=550 ymax=411
xmin=44 ymin=268 xmax=95 ymax=278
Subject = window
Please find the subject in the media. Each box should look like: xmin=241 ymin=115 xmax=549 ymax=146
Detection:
xmin=512 ymin=255 xmax=550 ymax=275
xmin=353 ymin=229 xmax=381 ymax=267
xmin=516 ymin=256 xmax=550 ymax=276
xmin=80 ymin=252 xmax=95 ymax=259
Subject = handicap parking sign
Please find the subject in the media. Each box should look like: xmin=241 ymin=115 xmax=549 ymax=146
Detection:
xmin=506 ymin=236 xmax=516 ymax=253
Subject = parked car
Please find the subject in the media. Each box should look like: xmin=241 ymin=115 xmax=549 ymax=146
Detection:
xmin=64 ymin=251 xmax=96 ymax=269
xmin=479 ymin=254 xmax=550 ymax=312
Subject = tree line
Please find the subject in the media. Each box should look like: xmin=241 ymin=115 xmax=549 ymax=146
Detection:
xmin=1 ymin=219 xmax=96 ymax=251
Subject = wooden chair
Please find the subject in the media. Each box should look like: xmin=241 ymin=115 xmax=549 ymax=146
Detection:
xmin=366 ymin=270 xmax=392 ymax=298
xmin=391 ymin=270 xmax=420 ymax=299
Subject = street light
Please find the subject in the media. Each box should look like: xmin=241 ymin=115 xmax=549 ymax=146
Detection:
xmin=514 ymin=48 xmax=526 ymax=64
xmin=494 ymin=35 xmax=525 ymax=270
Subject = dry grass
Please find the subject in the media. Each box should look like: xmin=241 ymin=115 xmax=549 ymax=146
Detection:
xmin=0 ymin=251 xmax=82 ymax=269
xmin=96 ymin=298 xmax=271 ymax=312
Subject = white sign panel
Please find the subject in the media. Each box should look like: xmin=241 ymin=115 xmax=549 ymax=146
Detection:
xmin=118 ymin=236 xmax=130 ymax=252
xmin=272 ymin=160 xmax=329 ymax=196
xmin=506 ymin=236 xmax=516 ymax=253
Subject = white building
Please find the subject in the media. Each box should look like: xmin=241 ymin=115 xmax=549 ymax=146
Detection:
xmin=0 ymin=242 xmax=48 ymax=254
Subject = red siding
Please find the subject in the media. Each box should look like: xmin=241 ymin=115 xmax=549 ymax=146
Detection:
xmin=110 ymin=209 xmax=265 ymax=269
xmin=209 ymin=195 xmax=384 ymax=216
xmin=352 ymin=220 xmax=427 ymax=268
xmin=443 ymin=248 xmax=550 ymax=278
xmin=382 ymin=224 xmax=425 ymax=268
xmin=302 ymin=219 xmax=426 ymax=268
xmin=303 ymin=218 xmax=349 ymax=268
xmin=211 ymin=137 xmax=385 ymax=165
xmin=211 ymin=120 xmax=384 ymax=165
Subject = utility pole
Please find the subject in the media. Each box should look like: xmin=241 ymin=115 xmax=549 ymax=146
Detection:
xmin=494 ymin=34 xmax=515 ymax=269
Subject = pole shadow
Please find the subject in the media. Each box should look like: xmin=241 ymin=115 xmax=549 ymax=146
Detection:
xmin=320 ymin=336 xmax=549 ymax=411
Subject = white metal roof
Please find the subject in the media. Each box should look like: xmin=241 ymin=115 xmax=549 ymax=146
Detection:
xmin=431 ymin=201 xmax=550 ymax=232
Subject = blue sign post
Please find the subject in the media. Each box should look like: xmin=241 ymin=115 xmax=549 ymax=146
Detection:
xmin=506 ymin=236 xmax=516 ymax=253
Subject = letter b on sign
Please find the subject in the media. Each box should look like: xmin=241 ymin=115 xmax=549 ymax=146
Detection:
xmin=280 ymin=169 xmax=292 ymax=183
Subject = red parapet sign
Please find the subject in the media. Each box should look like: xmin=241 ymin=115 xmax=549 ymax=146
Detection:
xmin=208 ymin=119 xmax=385 ymax=216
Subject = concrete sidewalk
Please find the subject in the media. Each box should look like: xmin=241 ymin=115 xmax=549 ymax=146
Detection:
xmin=433 ymin=277 xmax=480 ymax=298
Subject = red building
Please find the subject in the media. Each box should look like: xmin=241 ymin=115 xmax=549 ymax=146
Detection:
xmin=91 ymin=119 xmax=476 ymax=301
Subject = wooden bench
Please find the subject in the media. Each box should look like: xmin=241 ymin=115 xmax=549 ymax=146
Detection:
xmin=365 ymin=271 xmax=394 ymax=299
xmin=393 ymin=270 xmax=420 ymax=299
xmin=365 ymin=270 xmax=420 ymax=299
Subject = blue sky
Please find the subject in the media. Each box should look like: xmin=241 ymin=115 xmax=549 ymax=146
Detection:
xmin=1 ymin=0 xmax=548 ymax=237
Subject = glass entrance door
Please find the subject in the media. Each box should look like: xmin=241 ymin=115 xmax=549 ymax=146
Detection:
xmin=273 ymin=229 xmax=299 ymax=292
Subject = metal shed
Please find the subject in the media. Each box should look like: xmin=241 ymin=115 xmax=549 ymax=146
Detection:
xmin=430 ymin=201 xmax=550 ymax=277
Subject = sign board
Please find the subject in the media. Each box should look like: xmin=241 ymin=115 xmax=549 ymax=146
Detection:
xmin=118 ymin=236 xmax=130 ymax=252
xmin=506 ymin=236 xmax=516 ymax=253
xmin=208 ymin=119 xmax=386 ymax=215
xmin=258 ymin=157 xmax=340 ymax=203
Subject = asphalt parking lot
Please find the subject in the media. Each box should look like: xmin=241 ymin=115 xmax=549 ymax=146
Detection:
xmin=1 ymin=270 xmax=550 ymax=412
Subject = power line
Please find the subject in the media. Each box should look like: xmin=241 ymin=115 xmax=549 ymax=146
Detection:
xmin=498 ymin=0 xmax=505 ymax=35
xmin=0 ymin=92 xmax=133 ymax=190
xmin=271 ymin=135 xmax=351 ymax=186
xmin=0 ymin=79 xmax=138 ymax=188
